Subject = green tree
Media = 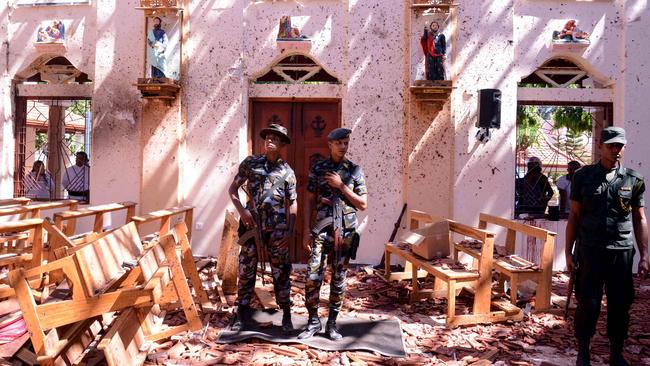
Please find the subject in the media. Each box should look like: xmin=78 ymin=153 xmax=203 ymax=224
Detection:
xmin=553 ymin=107 xmax=592 ymax=135
xmin=517 ymin=105 xmax=543 ymax=151
xmin=68 ymin=100 xmax=90 ymax=117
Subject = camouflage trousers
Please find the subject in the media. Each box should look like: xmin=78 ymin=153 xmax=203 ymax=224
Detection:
xmin=304 ymin=228 xmax=354 ymax=312
xmin=237 ymin=222 xmax=292 ymax=308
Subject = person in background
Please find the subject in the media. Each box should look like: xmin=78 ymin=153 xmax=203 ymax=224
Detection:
xmin=557 ymin=160 xmax=582 ymax=214
xmin=25 ymin=160 xmax=53 ymax=200
xmin=63 ymin=152 xmax=90 ymax=202
xmin=516 ymin=156 xmax=554 ymax=215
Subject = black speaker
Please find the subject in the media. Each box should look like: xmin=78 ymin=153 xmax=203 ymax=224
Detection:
xmin=477 ymin=89 xmax=501 ymax=129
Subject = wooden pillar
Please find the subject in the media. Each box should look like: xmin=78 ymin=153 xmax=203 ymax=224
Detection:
xmin=47 ymin=104 xmax=66 ymax=199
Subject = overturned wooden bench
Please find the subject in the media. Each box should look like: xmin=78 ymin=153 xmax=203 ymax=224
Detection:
xmin=131 ymin=207 xmax=214 ymax=311
xmin=385 ymin=210 xmax=523 ymax=327
xmin=7 ymin=222 xmax=202 ymax=365
xmin=455 ymin=213 xmax=556 ymax=310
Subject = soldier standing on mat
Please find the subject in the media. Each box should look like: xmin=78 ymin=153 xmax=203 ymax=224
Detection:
xmin=228 ymin=124 xmax=298 ymax=335
xmin=566 ymin=127 xmax=649 ymax=366
xmin=298 ymin=127 xmax=368 ymax=340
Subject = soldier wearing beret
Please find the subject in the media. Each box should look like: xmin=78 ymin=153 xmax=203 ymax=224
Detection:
xmin=298 ymin=127 xmax=368 ymax=340
xmin=228 ymin=124 xmax=297 ymax=334
xmin=566 ymin=127 xmax=649 ymax=366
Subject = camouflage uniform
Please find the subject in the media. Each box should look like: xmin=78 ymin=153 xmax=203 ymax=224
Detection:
xmin=234 ymin=154 xmax=297 ymax=308
xmin=305 ymin=157 xmax=367 ymax=311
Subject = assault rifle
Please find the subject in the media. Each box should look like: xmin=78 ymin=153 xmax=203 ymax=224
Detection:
xmin=564 ymin=242 xmax=579 ymax=320
xmin=237 ymin=199 xmax=268 ymax=286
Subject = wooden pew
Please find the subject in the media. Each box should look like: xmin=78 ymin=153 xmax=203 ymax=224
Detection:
xmin=385 ymin=210 xmax=523 ymax=327
xmin=458 ymin=213 xmax=556 ymax=310
xmin=0 ymin=197 xmax=31 ymax=208
xmin=0 ymin=200 xmax=78 ymax=252
xmin=0 ymin=200 xmax=78 ymax=221
xmin=130 ymin=205 xmax=193 ymax=241
xmin=7 ymin=222 xmax=202 ymax=365
xmin=53 ymin=201 xmax=137 ymax=237
xmin=131 ymin=207 xmax=213 ymax=311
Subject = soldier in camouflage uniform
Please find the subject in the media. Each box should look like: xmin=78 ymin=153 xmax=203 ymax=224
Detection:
xmin=566 ymin=127 xmax=649 ymax=366
xmin=228 ymin=124 xmax=298 ymax=334
xmin=298 ymin=128 xmax=368 ymax=340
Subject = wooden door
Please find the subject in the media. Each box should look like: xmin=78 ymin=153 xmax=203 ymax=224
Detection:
xmin=251 ymin=100 xmax=340 ymax=262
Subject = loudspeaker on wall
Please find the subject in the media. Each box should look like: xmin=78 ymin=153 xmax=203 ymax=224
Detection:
xmin=477 ymin=89 xmax=501 ymax=129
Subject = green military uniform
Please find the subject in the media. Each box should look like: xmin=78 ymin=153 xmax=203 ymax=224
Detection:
xmin=571 ymin=162 xmax=645 ymax=350
xmin=304 ymin=157 xmax=367 ymax=314
xmin=234 ymin=154 xmax=297 ymax=309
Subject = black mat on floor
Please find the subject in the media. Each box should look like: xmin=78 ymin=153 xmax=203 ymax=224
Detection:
xmin=217 ymin=309 xmax=407 ymax=358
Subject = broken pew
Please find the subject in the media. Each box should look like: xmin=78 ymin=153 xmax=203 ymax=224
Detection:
xmin=131 ymin=207 xmax=213 ymax=311
xmin=385 ymin=210 xmax=523 ymax=327
xmin=7 ymin=222 xmax=202 ymax=365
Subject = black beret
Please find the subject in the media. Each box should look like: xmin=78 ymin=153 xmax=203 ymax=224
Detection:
xmin=327 ymin=128 xmax=352 ymax=141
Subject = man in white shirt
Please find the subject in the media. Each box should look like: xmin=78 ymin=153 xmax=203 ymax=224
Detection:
xmin=62 ymin=152 xmax=90 ymax=202
xmin=557 ymin=160 xmax=581 ymax=214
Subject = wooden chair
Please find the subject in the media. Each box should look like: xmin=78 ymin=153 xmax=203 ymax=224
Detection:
xmin=385 ymin=210 xmax=522 ymax=327
xmin=467 ymin=213 xmax=557 ymax=310
xmin=7 ymin=222 xmax=202 ymax=365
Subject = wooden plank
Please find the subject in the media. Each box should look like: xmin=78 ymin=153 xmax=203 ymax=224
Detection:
xmin=255 ymin=285 xmax=278 ymax=309
xmin=491 ymin=298 xmax=523 ymax=316
xmin=0 ymin=197 xmax=30 ymax=207
xmin=37 ymin=288 xmax=154 ymax=330
xmin=7 ymin=268 xmax=47 ymax=356
xmin=159 ymin=234 xmax=202 ymax=331
xmin=171 ymin=222 xmax=212 ymax=311
xmin=98 ymin=309 xmax=148 ymax=366
xmin=54 ymin=202 xmax=138 ymax=221
xmin=479 ymin=213 xmax=556 ymax=239
xmin=217 ymin=211 xmax=240 ymax=295
xmin=446 ymin=311 xmax=517 ymax=327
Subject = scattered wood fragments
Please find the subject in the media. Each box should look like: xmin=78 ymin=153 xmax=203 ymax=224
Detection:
xmin=2 ymin=246 xmax=648 ymax=365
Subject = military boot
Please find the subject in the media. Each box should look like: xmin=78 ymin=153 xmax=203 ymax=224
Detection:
xmin=576 ymin=337 xmax=592 ymax=366
xmin=298 ymin=308 xmax=321 ymax=339
xmin=281 ymin=305 xmax=294 ymax=335
xmin=609 ymin=339 xmax=629 ymax=366
xmin=325 ymin=308 xmax=343 ymax=341
xmin=230 ymin=305 xmax=253 ymax=332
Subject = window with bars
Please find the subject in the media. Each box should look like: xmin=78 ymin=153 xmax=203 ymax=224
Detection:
xmin=14 ymin=98 xmax=92 ymax=203
xmin=514 ymin=103 xmax=611 ymax=218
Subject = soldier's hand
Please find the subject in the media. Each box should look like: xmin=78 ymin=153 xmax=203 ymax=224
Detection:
xmin=240 ymin=209 xmax=255 ymax=228
xmin=565 ymin=254 xmax=574 ymax=273
xmin=325 ymin=172 xmax=343 ymax=190
xmin=639 ymin=260 xmax=650 ymax=279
